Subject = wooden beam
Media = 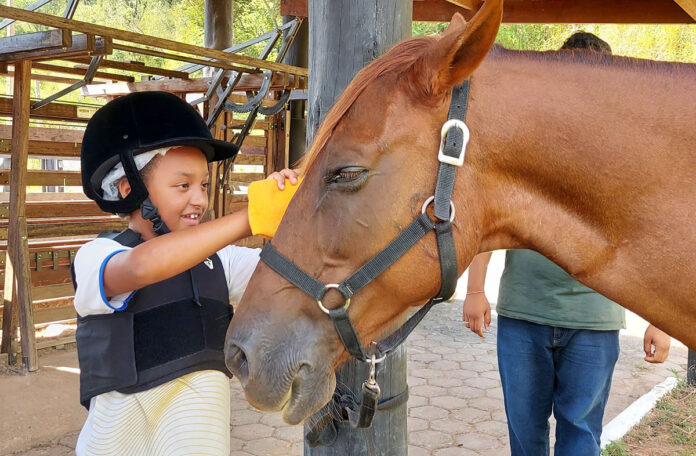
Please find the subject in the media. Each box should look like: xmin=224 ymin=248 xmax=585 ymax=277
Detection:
xmin=0 ymin=169 xmax=81 ymax=186
xmin=0 ymin=201 xmax=107 ymax=218
xmin=0 ymin=138 xmax=81 ymax=157
xmin=234 ymin=153 xmax=267 ymax=165
xmin=442 ymin=0 xmax=479 ymax=9
xmin=0 ymin=219 xmax=127 ymax=240
xmin=70 ymin=58 xmax=190 ymax=80
xmin=674 ymin=0 xmax=696 ymax=21
xmin=31 ymin=62 xmax=135 ymax=83
xmin=2 ymin=69 xmax=83 ymax=85
xmin=1 ymin=59 xmax=37 ymax=371
xmin=227 ymin=172 xmax=265 ymax=183
xmin=0 ymin=5 xmax=308 ymax=76
xmin=0 ymin=96 xmax=96 ymax=123
xmin=281 ymin=0 xmax=695 ymax=23
xmin=0 ymin=124 xmax=84 ymax=143
xmin=499 ymin=0 xmax=695 ymax=23
xmin=0 ymin=34 xmax=112 ymax=63
xmin=111 ymin=43 xmax=255 ymax=75
xmin=0 ymin=29 xmax=71 ymax=57
xmin=80 ymin=72 xmax=304 ymax=97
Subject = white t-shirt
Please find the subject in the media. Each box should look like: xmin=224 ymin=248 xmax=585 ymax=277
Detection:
xmin=73 ymin=237 xmax=260 ymax=316
xmin=72 ymin=237 xmax=260 ymax=456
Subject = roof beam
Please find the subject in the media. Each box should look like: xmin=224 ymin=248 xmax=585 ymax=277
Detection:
xmin=674 ymin=0 xmax=696 ymax=21
xmin=31 ymin=62 xmax=134 ymax=83
xmin=281 ymin=0 xmax=695 ymax=23
xmin=0 ymin=34 xmax=112 ymax=63
xmin=0 ymin=29 xmax=71 ymax=57
xmin=69 ymin=57 xmax=189 ymax=79
xmin=81 ymin=72 xmax=306 ymax=97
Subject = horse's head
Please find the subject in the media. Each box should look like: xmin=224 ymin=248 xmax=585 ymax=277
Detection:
xmin=226 ymin=0 xmax=502 ymax=424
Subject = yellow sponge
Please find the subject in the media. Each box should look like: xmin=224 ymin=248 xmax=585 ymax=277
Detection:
xmin=247 ymin=176 xmax=303 ymax=239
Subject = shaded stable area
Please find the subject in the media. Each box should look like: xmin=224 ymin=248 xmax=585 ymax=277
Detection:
xmin=1 ymin=1 xmax=695 ymax=455
xmin=0 ymin=4 xmax=307 ymax=373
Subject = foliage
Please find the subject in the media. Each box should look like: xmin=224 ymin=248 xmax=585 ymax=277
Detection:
xmin=2 ymin=1 xmax=694 ymax=104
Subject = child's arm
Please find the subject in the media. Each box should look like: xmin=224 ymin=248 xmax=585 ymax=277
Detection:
xmin=103 ymin=169 xmax=299 ymax=298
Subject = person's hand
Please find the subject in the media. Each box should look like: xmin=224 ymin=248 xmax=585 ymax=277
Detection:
xmin=643 ymin=324 xmax=671 ymax=363
xmin=267 ymin=169 xmax=299 ymax=190
xmin=462 ymin=292 xmax=491 ymax=338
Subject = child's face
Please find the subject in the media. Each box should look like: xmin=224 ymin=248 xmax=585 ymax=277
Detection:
xmin=146 ymin=146 xmax=209 ymax=232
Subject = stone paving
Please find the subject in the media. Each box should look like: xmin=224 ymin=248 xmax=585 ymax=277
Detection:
xmin=4 ymin=301 xmax=689 ymax=456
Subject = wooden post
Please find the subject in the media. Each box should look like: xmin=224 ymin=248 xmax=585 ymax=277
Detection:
xmin=204 ymin=0 xmax=234 ymax=51
xmin=204 ymin=0 xmax=234 ymax=216
xmin=282 ymin=15 xmax=308 ymax=166
xmin=688 ymin=349 xmax=696 ymax=386
xmin=1 ymin=59 xmax=37 ymax=371
xmin=303 ymin=2 xmax=412 ymax=455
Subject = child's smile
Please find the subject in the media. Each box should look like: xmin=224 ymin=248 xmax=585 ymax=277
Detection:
xmin=181 ymin=212 xmax=202 ymax=226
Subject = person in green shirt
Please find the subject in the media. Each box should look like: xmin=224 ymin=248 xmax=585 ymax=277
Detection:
xmin=464 ymin=249 xmax=670 ymax=456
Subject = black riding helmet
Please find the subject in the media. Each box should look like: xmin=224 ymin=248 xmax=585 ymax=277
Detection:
xmin=81 ymin=91 xmax=238 ymax=234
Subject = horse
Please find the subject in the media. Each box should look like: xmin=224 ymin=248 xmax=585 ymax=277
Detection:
xmin=225 ymin=0 xmax=696 ymax=425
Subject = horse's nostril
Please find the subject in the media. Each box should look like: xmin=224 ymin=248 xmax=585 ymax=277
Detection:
xmin=225 ymin=343 xmax=249 ymax=384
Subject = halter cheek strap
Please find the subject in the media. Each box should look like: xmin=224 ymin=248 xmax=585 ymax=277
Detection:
xmin=260 ymin=80 xmax=471 ymax=433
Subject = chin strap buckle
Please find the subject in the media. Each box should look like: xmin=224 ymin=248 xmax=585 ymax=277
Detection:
xmin=141 ymin=197 xmax=170 ymax=235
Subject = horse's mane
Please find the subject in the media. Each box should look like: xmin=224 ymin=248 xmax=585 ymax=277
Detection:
xmin=490 ymin=44 xmax=696 ymax=74
xmin=297 ymin=35 xmax=437 ymax=174
xmin=297 ymin=38 xmax=694 ymax=175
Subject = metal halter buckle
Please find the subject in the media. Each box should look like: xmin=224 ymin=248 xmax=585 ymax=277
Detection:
xmin=438 ymin=119 xmax=470 ymax=167
xmin=317 ymin=283 xmax=351 ymax=314
xmin=363 ymin=353 xmax=386 ymax=396
xmin=421 ymin=196 xmax=455 ymax=223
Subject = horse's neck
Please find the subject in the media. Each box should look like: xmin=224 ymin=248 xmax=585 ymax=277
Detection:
xmin=464 ymin=51 xmax=696 ymax=344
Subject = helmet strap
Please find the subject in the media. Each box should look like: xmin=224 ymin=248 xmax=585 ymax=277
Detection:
xmin=141 ymin=197 xmax=171 ymax=235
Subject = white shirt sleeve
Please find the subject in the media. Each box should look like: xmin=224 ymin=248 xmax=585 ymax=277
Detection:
xmin=216 ymin=245 xmax=261 ymax=302
xmin=73 ymin=238 xmax=136 ymax=317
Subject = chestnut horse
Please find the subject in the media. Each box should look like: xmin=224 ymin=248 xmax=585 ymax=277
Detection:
xmin=226 ymin=0 xmax=696 ymax=424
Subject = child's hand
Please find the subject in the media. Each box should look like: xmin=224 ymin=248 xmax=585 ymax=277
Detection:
xmin=267 ymin=169 xmax=299 ymax=190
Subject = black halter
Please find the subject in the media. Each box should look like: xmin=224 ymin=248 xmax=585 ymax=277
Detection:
xmin=260 ymin=80 xmax=471 ymax=430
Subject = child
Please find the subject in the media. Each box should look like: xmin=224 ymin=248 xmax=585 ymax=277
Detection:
xmin=72 ymin=91 xmax=298 ymax=456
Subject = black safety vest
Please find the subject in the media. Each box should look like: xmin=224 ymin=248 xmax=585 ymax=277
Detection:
xmin=73 ymin=229 xmax=233 ymax=409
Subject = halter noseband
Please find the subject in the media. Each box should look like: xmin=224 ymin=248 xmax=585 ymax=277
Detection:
xmin=259 ymin=80 xmax=471 ymax=430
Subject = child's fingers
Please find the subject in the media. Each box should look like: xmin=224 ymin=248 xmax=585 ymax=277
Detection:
xmin=280 ymin=168 xmax=298 ymax=184
xmin=266 ymin=173 xmax=285 ymax=189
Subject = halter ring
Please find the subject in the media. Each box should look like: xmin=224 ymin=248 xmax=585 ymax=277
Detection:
xmin=421 ymin=196 xmax=455 ymax=223
xmin=317 ymin=283 xmax=351 ymax=314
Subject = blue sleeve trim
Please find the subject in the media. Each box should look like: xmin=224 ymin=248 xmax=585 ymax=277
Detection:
xmin=99 ymin=249 xmax=132 ymax=311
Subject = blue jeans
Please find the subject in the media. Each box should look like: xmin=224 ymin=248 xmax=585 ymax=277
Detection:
xmin=497 ymin=315 xmax=620 ymax=456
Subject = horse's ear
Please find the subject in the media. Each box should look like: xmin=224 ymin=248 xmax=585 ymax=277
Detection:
xmin=443 ymin=12 xmax=467 ymax=36
xmin=425 ymin=0 xmax=502 ymax=94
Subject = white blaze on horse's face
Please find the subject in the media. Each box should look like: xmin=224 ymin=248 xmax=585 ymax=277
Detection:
xmin=225 ymin=0 xmax=504 ymax=424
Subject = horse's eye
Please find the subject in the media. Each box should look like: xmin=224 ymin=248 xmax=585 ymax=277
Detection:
xmin=325 ymin=166 xmax=369 ymax=190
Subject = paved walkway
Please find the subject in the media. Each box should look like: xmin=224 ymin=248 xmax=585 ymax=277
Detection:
xmin=2 ymin=299 xmax=688 ymax=456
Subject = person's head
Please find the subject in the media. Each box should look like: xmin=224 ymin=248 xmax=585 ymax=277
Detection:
xmin=560 ymin=31 xmax=612 ymax=54
xmin=81 ymin=91 xmax=238 ymax=237
xmin=113 ymin=145 xmax=210 ymax=237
